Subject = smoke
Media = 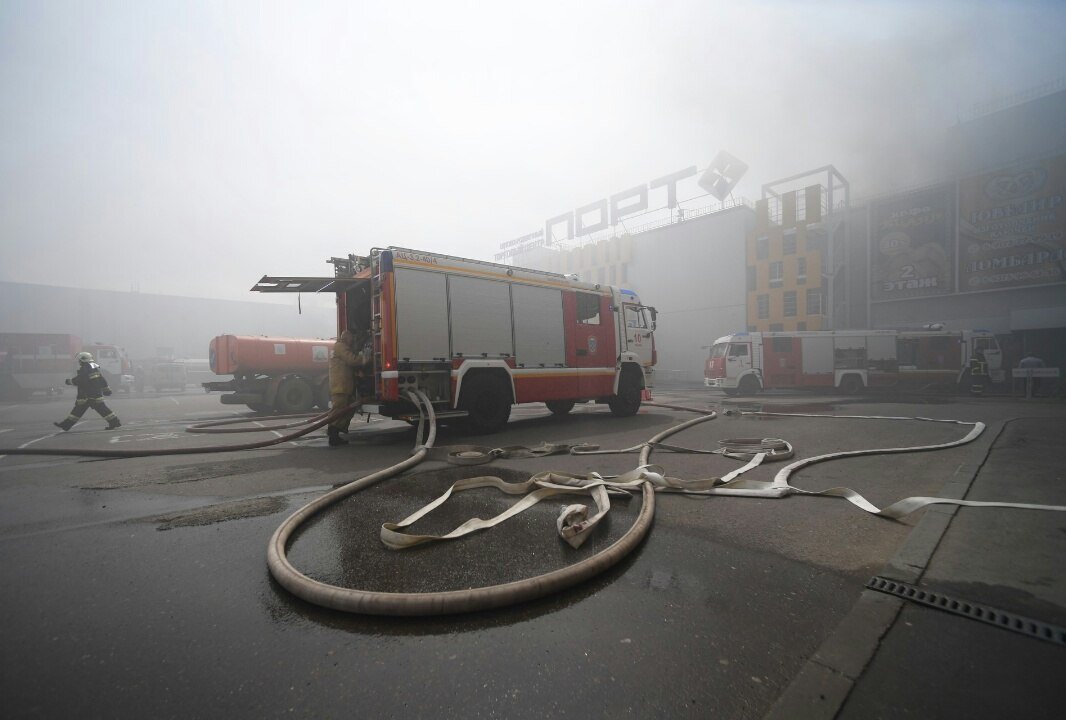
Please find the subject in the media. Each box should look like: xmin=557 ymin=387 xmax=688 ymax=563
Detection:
xmin=1 ymin=0 xmax=1064 ymax=301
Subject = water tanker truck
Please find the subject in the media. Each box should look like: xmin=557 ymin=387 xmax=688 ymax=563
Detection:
xmin=203 ymin=335 xmax=333 ymax=413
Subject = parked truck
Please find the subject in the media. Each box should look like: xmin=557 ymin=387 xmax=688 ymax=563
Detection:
xmin=138 ymin=359 xmax=189 ymax=392
xmin=704 ymin=328 xmax=1003 ymax=396
xmin=251 ymin=246 xmax=658 ymax=433
xmin=0 ymin=333 xmax=81 ymax=399
xmin=0 ymin=333 xmax=134 ymax=400
xmin=202 ymin=335 xmax=333 ymax=413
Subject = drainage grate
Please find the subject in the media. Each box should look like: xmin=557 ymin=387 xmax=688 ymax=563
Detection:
xmin=866 ymin=575 xmax=1066 ymax=646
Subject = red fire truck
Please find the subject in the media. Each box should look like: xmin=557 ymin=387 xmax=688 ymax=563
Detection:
xmin=203 ymin=335 xmax=334 ymax=413
xmin=252 ymin=247 xmax=658 ymax=432
xmin=704 ymin=328 xmax=1002 ymax=396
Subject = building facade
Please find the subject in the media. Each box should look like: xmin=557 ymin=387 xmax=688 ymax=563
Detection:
xmin=524 ymin=203 xmax=755 ymax=383
xmin=868 ymin=89 xmax=1066 ymax=370
xmin=0 ymin=281 xmax=335 ymax=363
xmin=746 ymin=185 xmax=829 ymax=332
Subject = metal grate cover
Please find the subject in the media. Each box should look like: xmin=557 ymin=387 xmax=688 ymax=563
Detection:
xmin=867 ymin=575 xmax=1066 ymax=646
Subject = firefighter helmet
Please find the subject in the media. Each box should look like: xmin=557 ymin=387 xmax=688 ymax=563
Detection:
xmin=76 ymin=351 xmax=94 ymax=363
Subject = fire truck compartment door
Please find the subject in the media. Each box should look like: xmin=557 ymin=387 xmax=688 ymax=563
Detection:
xmin=512 ymin=285 xmax=565 ymax=367
xmin=448 ymin=275 xmax=515 ymax=358
xmin=801 ymin=336 xmax=833 ymax=374
xmin=395 ymin=268 xmax=449 ymax=361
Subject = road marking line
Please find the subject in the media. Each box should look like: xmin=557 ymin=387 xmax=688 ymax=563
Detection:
xmin=169 ymin=397 xmax=180 ymax=405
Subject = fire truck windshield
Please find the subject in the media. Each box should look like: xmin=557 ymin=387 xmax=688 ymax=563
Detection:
xmin=709 ymin=344 xmax=728 ymax=359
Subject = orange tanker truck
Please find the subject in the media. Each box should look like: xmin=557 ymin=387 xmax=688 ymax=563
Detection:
xmin=203 ymin=335 xmax=334 ymax=413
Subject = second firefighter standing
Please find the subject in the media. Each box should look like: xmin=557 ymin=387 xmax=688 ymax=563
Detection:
xmin=327 ymin=328 xmax=371 ymax=446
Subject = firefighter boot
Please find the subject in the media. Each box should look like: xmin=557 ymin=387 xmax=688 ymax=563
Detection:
xmin=53 ymin=421 xmax=73 ymax=432
xmin=327 ymin=425 xmax=348 ymax=447
xmin=107 ymin=418 xmax=122 ymax=430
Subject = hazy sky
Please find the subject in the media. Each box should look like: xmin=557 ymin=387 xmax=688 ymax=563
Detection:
xmin=2 ymin=0 xmax=1065 ymax=304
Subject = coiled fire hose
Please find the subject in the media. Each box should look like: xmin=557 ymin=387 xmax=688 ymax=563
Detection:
xmin=286 ymin=408 xmax=1064 ymax=617
xmin=265 ymin=390 xmax=697 ymax=616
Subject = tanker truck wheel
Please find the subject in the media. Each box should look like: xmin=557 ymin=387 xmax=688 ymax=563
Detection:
xmin=275 ymin=377 xmax=314 ymax=414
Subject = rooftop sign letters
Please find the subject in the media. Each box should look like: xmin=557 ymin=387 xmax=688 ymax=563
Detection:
xmin=494 ymin=166 xmax=697 ymax=261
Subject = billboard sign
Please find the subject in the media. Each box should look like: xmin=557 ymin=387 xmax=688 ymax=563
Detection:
xmin=958 ymin=154 xmax=1066 ymax=292
xmin=870 ymin=184 xmax=955 ymax=301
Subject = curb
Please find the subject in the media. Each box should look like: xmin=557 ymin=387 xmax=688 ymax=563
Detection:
xmin=764 ymin=427 xmax=1000 ymax=720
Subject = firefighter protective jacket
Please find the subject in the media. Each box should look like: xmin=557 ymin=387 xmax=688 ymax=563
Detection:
xmin=71 ymin=362 xmax=110 ymax=399
xmin=329 ymin=333 xmax=369 ymax=396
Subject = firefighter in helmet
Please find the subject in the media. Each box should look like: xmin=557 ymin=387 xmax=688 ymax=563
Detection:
xmin=54 ymin=352 xmax=122 ymax=431
xmin=326 ymin=328 xmax=370 ymax=447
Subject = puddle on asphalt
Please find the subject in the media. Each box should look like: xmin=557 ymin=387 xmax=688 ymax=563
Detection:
xmin=151 ymin=496 xmax=289 ymax=530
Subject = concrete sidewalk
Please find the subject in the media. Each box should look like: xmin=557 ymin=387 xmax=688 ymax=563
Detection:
xmin=768 ymin=415 xmax=1066 ymax=719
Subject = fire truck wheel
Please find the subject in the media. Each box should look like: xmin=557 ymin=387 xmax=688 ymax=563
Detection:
xmin=545 ymin=400 xmax=576 ymax=416
xmin=737 ymin=375 xmax=761 ymax=396
xmin=460 ymin=374 xmax=512 ymax=434
xmin=608 ymin=369 xmax=642 ymax=417
xmin=275 ymin=377 xmax=314 ymax=414
xmin=838 ymin=374 xmax=864 ymax=395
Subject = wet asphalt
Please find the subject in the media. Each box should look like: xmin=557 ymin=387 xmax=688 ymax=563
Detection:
xmin=1 ymin=386 xmax=1062 ymax=718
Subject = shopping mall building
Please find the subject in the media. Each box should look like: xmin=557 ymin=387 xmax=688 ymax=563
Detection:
xmin=515 ymin=86 xmax=1066 ymax=383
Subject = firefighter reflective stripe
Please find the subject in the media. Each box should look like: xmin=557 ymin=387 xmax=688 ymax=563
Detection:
xmin=65 ymin=397 xmax=117 ymax=421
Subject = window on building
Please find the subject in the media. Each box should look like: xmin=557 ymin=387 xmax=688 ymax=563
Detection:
xmin=806 ymin=228 xmax=827 ymax=253
xmin=757 ymin=294 xmax=769 ymax=319
xmin=770 ymin=323 xmax=784 ymax=332
xmin=783 ymin=231 xmax=797 ymax=255
xmin=609 ymin=266 xmax=617 ymax=285
xmin=806 ymin=287 xmax=823 ymax=316
xmin=746 ymin=265 xmax=756 ymax=292
xmin=621 ymin=264 xmax=628 ymax=283
xmin=784 ymin=290 xmax=797 ymax=317
xmin=769 ymin=261 xmax=783 ymax=288
xmin=756 ymin=236 xmax=769 ymax=259
xmin=797 ymin=256 xmax=807 ymax=284
xmin=597 ymin=267 xmax=606 ymax=285
xmin=576 ymin=292 xmax=601 ymax=325
xmin=797 ymin=321 xmax=807 ymax=331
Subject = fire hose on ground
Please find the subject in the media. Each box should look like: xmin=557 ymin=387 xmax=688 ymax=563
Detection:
xmin=263 ymin=397 xmax=1066 ymax=616
xmin=3 ymin=396 xmax=1065 ymax=617
xmin=0 ymin=405 xmax=356 ymax=458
